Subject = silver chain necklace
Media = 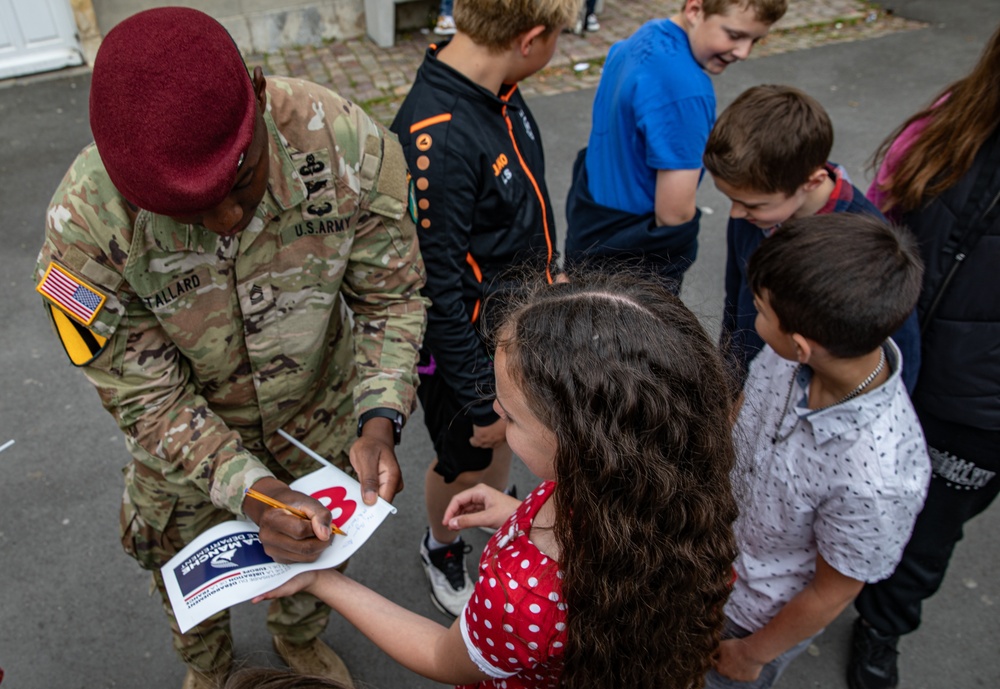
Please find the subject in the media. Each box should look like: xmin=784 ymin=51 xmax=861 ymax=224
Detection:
xmin=771 ymin=346 xmax=887 ymax=445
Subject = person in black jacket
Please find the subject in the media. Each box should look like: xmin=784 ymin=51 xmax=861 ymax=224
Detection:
xmin=847 ymin=23 xmax=1000 ymax=689
xmin=389 ymin=0 xmax=577 ymax=618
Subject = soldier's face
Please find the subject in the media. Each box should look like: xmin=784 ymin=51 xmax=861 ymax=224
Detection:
xmin=170 ymin=71 xmax=271 ymax=236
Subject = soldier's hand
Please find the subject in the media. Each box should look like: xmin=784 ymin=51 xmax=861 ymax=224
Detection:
xmin=350 ymin=416 xmax=403 ymax=506
xmin=244 ymin=477 xmax=333 ymax=563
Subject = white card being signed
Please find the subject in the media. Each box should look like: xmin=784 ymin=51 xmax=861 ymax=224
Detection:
xmin=161 ymin=465 xmax=395 ymax=633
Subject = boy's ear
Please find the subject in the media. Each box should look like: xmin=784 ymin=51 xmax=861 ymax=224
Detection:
xmin=791 ymin=333 xmax=813 ymax=364
xmin=683 ymin=0 xmax=705 ymax=24
xmin=518 ymin=25 xmax=548 ymax=56
xmin=801 ymin=167 xmax=830 ymax=193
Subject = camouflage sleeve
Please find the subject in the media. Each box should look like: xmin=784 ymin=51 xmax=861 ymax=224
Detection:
xmin=339 ymin=117 xmax=428 ymax=420
xmin=35 ymin=149 xmax=274 ymax=519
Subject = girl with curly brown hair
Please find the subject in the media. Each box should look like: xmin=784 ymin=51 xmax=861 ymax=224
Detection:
xmin=256 ymin=271 xmax=739 ymax=689
xmin=224 ymin=667 xmax=351 ymax=689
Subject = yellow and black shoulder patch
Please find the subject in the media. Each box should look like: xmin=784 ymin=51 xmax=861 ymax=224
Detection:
xmin=46 ymin=303 xmax=109 ymax=366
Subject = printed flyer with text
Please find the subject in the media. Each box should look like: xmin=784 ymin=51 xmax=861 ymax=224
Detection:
xmin=161 ymin=465 xmax=395 ymax=633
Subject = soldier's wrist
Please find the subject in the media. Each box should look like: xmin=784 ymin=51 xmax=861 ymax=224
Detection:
xmin=242 ymin=477 xmax=286 ymax=524
xmin=357 ymin=407 xmax=404 ymax=445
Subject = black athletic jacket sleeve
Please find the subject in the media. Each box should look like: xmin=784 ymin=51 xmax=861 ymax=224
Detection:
xmin=391 ymin=43 xmax=556 ymax=425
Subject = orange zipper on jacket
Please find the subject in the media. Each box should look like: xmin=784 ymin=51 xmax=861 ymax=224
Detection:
xmin=501 ymin=84 xmax=554 ymax=285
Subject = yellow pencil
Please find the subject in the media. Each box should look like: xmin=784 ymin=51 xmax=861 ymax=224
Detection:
xmin=244 ymin=488 xmax=347 ymax=536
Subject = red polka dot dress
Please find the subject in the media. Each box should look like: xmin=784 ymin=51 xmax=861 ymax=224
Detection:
xmin=458 ymin=481 xmax=566 ymax=689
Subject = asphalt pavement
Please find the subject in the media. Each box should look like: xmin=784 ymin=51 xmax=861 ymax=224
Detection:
xmin=1 ymin=1 xmax=998 ymax=687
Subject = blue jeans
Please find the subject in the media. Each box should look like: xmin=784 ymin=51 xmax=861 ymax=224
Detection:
xmin=439 ymin=0 xmax=453 ymax=15
xmin=703 ymin=618 xmax=816 ymax=689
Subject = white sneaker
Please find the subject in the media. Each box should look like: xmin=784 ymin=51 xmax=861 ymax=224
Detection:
xmin=434 ymin=15 xmax=457 ymax=36
xmin=419 ymin=530 xmax=473 ymax=617
xmin=586 ymin=14 xmax=600 ymax=32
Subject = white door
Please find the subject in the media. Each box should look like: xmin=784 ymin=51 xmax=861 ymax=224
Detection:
xmin=0 ymin=0 xmax=83 ymax=79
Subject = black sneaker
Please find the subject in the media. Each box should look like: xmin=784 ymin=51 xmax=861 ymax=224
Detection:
xmin=848 ymin=617 xmax=900 ymax=689
xmin=419 ymin=530 xmax=473 ymax=617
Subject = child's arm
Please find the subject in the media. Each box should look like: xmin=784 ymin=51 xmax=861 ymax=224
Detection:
xmin=469 ymin=417 xmax=508 ymax=449
xmin=715 ymin=553 xmax=864 ymax=682
xmin=654 ymin=168 xmax=700 ymax=226
xmin=255 ymin=570 xmax=490 ymax=685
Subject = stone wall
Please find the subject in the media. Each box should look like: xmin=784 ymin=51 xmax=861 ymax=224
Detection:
xmin=90 ymin=0 xmax=435 ymax=53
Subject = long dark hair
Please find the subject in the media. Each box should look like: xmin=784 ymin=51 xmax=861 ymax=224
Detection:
xmin=495 ymin=271 xmax=739 ymax=689
xmin=871 ymin=22 xmax=1000 ymax=213
xmin=224 ymin=667 xmax=351 ymax=689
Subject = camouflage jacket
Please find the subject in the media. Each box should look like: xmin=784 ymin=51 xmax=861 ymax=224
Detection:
xmin=35 ymin=77 xmax=427 ymax=523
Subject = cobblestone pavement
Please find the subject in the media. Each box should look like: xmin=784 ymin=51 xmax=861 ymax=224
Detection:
xmin=247 ymin=0 xmax=925 ymax=124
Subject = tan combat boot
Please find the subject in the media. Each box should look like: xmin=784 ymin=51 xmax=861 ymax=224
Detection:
xmin=273 ymin=636 xmax=355 ymax=688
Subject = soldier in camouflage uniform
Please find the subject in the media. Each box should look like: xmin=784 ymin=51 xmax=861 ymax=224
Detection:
xmin=33 ymin=8 xmax=426 ymax=689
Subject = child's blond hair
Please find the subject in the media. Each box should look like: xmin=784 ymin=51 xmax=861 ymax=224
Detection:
xmin=455 ymin=0 xmax=582 ymax=52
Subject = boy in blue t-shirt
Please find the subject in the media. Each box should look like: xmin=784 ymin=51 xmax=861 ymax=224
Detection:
xmin=565 ymin=0 xmax=787 ymax=291
xmin=702 ymin=84 xmax=921 ymax=390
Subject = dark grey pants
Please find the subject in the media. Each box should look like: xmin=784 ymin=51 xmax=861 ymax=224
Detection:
xmin=855 ymin=408 xmax=1000 ymax=636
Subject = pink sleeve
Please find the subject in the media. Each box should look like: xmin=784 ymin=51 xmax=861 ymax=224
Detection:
xmin=867 ymin=114 xmax=935 ymax=220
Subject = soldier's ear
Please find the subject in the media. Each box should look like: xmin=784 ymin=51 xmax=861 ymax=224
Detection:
xmin=252 ymin=67 xmax=267 ymax=113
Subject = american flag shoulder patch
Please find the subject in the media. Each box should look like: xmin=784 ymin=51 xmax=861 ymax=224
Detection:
xmin=36 ymin=262 xmax=107 ymax=326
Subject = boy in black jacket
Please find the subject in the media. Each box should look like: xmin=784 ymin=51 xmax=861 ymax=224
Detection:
xmin=390 ymin=0 xmax=577 ymax=617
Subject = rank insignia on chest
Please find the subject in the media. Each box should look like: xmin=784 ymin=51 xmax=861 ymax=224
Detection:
xmin=36 ymin=262 xmax=107 ymax=326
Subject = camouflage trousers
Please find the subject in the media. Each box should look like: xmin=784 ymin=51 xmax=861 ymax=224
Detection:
xmin=120 ymin=459 xmax=336 ymax=674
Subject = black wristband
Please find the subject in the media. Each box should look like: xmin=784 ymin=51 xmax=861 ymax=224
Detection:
xmin=357 ymin=407 xmax=404 ymax=445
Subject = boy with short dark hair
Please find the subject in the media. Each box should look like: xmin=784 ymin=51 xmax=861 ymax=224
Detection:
xmin=565 ymin=0 xmax=787 ymax=290
xmin=711 ymin=213 xmax=930 ymax=689
xmin=390 ymin=0 xmax=578 ymax=618
xmin=703 ymin=84 xmax=920 ymax=389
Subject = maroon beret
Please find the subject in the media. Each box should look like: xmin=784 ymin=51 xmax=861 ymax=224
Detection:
xmin=89 ymin=7 xmax=256 ymax=216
